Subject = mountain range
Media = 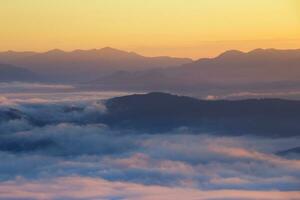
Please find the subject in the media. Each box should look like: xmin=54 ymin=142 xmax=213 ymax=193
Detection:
xmin=91 ymin=48 xmax=300 ymax=94
xmin=0 ymin=63 xmax=38 ymax=82
xmin=1 ymin=48 xmax=300 ymax=96
xmin=0 ymin=47 xmax=192 ymax=82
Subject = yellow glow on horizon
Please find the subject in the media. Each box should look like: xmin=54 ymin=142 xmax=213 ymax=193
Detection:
xmin=0 ymin=0 xmax=299 ymax=58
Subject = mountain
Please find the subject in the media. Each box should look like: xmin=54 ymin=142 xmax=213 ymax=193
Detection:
xmin=101 ymin=92 xmax=300 ymax=136
xmin=0 ymin=63 xmax=39 ymax=82
xmin=277 ymin=147 xmax=300 ymax=159
xmin=176 ymin=48 xmax=300 ymax=83
xmin=91 ymin=49 xmax=300 ymax=94
xmin=0 ymin=48 xmax=192 ymax=82
xmin=0 ymin=108 xmax=28 ymax=124
xmin=277 ymin=147 xmax=300 ymax=155
xmin=2 ymin=92 xmax=300 ymax=137
xmin=0 ymin=51 xmax=37 ymax=62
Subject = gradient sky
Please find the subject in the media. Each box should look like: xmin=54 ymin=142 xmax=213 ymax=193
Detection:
xmin=1 ymin=0 xmax=300 ymax=58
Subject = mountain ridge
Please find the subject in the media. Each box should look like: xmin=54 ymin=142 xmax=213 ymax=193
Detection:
xmin=0 ymin=63 xmax=39 ymax=82
xmin=91 ymin=48 xmax=300 ymax=95
xmin=0 ymin=47 xmax=192 ymax=82
xmin=101 ymin=92 xmax=300 ymax=136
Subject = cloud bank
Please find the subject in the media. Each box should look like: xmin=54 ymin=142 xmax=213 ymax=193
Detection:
xmin=1 ymin=176 xmax=300 ymax=200
xmin=0 ymin=90 xmax=300 ymax=199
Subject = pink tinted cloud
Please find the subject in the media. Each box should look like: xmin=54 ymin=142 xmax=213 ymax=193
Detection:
xmin=0 ymin=176 xmax=299 ymax=200
xmin=209 ymin=145 xmax=300 ymax=170
xmin=105 ymin=153 xmax=195 ymax=175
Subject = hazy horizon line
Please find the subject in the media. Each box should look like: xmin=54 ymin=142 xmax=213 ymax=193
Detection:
xmin=2 ymin=46 xmax=300 ymax=61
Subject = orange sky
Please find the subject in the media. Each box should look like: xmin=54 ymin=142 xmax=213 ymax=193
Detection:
xmin=0 ymin=0 xmax=300 ymax=59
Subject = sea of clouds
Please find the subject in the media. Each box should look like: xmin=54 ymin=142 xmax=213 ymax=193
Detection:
xmin=0 ymin=84 xmax=300 ymax=200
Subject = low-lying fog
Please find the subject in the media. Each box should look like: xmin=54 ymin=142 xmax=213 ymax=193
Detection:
xmin=0 ymin=83 xmax=300 ymax=200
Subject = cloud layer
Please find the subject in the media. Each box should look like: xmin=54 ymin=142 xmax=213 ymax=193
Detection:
xmin=0 ymin=90 xmax=300 ymax=200
xmin=1 ymin=176 xmax=300 ymax=200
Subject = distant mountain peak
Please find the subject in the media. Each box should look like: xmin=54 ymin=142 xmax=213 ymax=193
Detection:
xmin=101 ymin=46 xmax=118 ymax=51
xmin=4 ymin=50 xmax=17 ymax=54
xmin=45 ymin=49 xmax=65 ymax=54
xmin=94 ymin=47 xmax=143 ymax=58
xmin=248 ymin=48 xmax=277 ymax=55
xmin=217 ymin=50 xmax=244 ymax=58
xmin=99 ymin=47 xmax=128 ymax=53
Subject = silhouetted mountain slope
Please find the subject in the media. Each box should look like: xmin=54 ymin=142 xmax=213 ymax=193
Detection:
xmin=175 ymin=48 xmax=300 ymax=83
xmin=0 ymin=48 xmax=192 ymax=82
xmin=277 ymin=147 xmax=300 ymax=156
xmin=92 ymin=49 xmax=300 ymax=93
xmin=277 ymin=146 xmax=300 ymax=159
xmin=0 ymin=63 xmax=39 ymax=82
xmin=0 ymin=51 xmax=37 ymax=62
xmin=102 ymin=92 xmax=300 ymax=136
xmin=2 ymin=92 xmax=300 ymax=136
xmin=0 ymin=108 xmax=27 ymax=123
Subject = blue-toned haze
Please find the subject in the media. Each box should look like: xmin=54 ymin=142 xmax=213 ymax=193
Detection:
xmin=0 ymin=85 xmax=299 ymax=199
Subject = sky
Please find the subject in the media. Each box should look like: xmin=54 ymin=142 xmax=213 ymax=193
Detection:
xmin=0 ymin=0 xmax=300 ymax=58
